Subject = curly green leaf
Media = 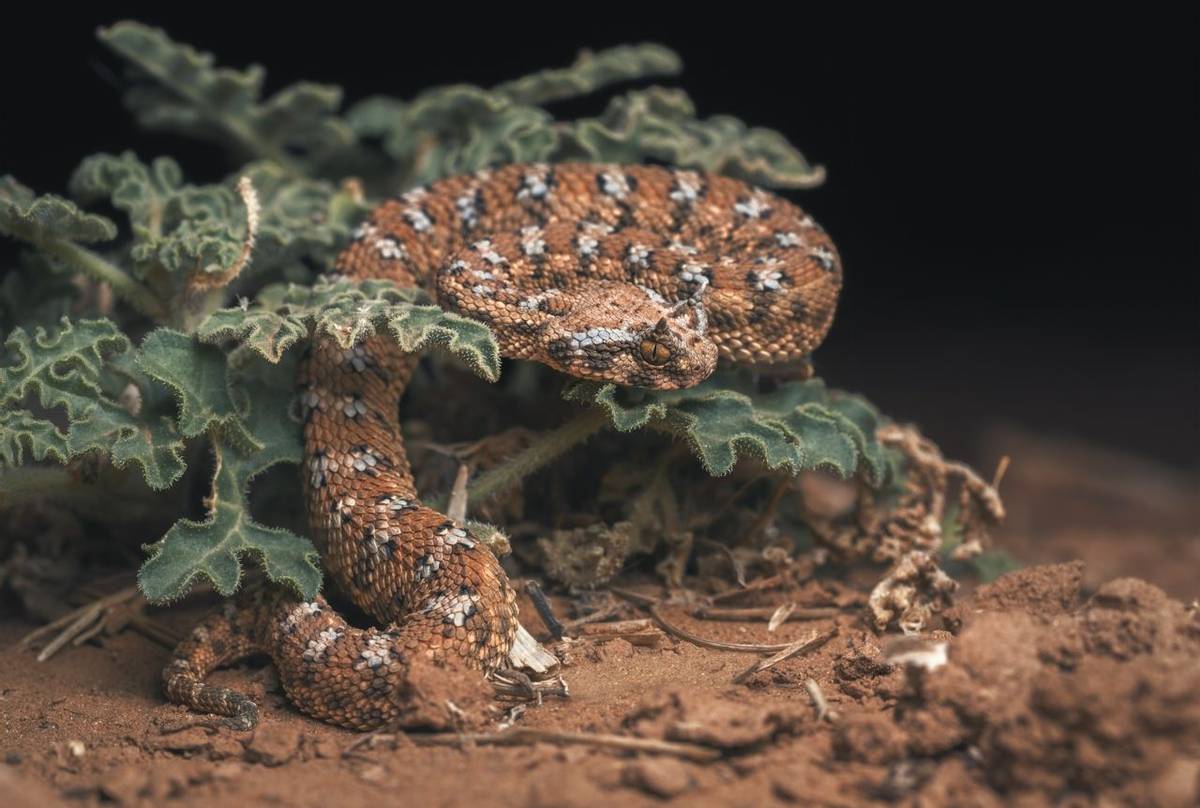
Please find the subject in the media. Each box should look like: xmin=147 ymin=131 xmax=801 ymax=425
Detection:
xmin=198 ymin=279 xmax=500 ymax=380
xmin=0 ymin=317 xmax=187 ymax=488
xmin=0 ymin=409 xmax=70 ymax=467
xmin=565 ymin=373 xmax=888 ymax=485
xmin=71 ymin=151 xmax=245 ymax=283
xmin=559 ymin=88 xmax=826 ymax=189
xmin=1 ymin=176 xmax=118 ymax=244
xmin=0 ymin=177 xmax=163 ymax=318
xmin=138 ymin=353 xmax=318 ymax=601
xmin=1 ymin=317 xmax=131 ymax=418
xmin=98 ymin=21 xmax=353 ymax=173
xmin=137 ymin=448 xmax=319 ymax=601
xmin=136 ymin=328 xmax=258 ymax=449
xmin=492 ymin=43 xmax=682 ymax=106
xmin=349 ymin=87 xmax=557 ymax=187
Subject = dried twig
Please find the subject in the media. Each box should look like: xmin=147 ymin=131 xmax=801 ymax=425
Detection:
xmin=731 ymin=626 xmax=838 ymax=684
xmin=737 ymin=476 xmax=789 ymax=546
xmin=562 ymin=602 xmax=627 ymax=630
xmin=524 ymin=580 xmax=565 ymax=640
xmin=132 ymin=619 xmax=184 ymax=649
xmin=446 ymin=464 xmax=470 ymax=523
xmin=804 ymin=678 xmax=838 ymax=722
xmin=767 ymin=602 xmax=796 ymax=631
xmin=610 ymin=585 xmax=847 ymax=659
xmin=458 ymin=409 xmax=610 ymax=508
xmin=576 ymin=619 xmax=653 ymax=635
xmin=342 ymin=726 xmax=394 ymax=757
xmin=609 ymin=587 xmax=824 ymax=654
xmin=697 ymin=537 xmax=747 ymax=587
xmin=20 ymin=585 xmax=162 ymax=661
xmin=576 ymin=619 xmax=663 ymax=647
xmin=490 ymin=669 xmax=569 ymax=703
xmin=359 ymin=727 xmax=721 ymax=763
xmin=691 ymin=605 xmax=843 ymax=623
xmin=606 ymin=586 xmax=659 ymax=608
xmin=709 ymin=573 xmax=787 ymax=603
xmin=71 ymin=617 xmax=108 ymax=648
xmin=992 ymin=455 xmax=1011 ymax=490
xmin=648 ymin=605 xmax=797 ymax=653
xmin=877 ymin=424 xmax=1007 ymax=541
xmin=707 ymin=559 xmax=815 ymax=604
xmin=496 ymin=705 xmax=526 ymax=731
xmin=586 ymin=632 xmax=664 ymax=647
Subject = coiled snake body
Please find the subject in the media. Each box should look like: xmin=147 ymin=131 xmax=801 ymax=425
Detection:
xmin=164 ymin=163 xmax=842 ymax=730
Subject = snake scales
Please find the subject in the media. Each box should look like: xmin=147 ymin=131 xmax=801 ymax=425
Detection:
xmin=163 ymin=163 xmax=842 ymax=730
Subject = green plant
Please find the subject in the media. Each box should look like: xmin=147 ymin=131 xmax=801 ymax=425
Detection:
xmin=1 ymin=22 xmax=1000 ymax=608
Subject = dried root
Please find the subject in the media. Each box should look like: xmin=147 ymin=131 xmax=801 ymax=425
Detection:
xmin=798 ymin=423 xmax=1006 ymax=567
xmin=537 ymin=521 xmax=637 ymax=588
xmin=867 ymin=550 xmax=958 ymax=634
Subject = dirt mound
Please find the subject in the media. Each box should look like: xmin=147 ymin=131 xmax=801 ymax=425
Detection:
xmin=840 ymin=563 xmax=1200 ymax=805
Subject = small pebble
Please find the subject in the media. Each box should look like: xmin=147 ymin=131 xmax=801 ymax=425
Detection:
xmin=622 ymin=757 xmax=694 ymax=798
xmin=358 ymin=763 xmax=389 ymax=784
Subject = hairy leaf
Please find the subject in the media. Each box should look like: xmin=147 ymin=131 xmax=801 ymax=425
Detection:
xmin=492 ymin=43 xmax=682 ymax=106
xmin=136 ymin=328 xmax=258 ymax=449
xmin=70 ymin=151 xmax=245 ymax=281
xmin=343 ymin=43 xmax=685 ymax=186
xmin=139 ymin=353 xmax=319 ymax=602
xmin=558 ymin=88 xmax=827 ymax=189
xmin=237 ymin=161 xmax=365 ymax=273
xmin=349 ymin=88 xmax=557 ymax=187
xmin=1 ymin=318 xmax=132 ymax=420
xmin=0 ymin=408 xmax=70 ymax=467
xmin=67 ymin=407 xmax=187 ymax=489
xmin=565 ymin=372 xmax=889 ymax=485
xmin=0 ymin=317 xmax=186 ymax=488
xmin=69 ymin=152 xmax=183 ymax=247
xmin=99 ymin=23 xmax=822 ymax=196
xmin=0 ymin=176 xmax=117 ymax=244
xmin=98 ymin=21 xmax=353 ymax=170
xmin=198 ymin=278 xmax=500 ymax=380
xmin=69 ymin=152 xmax=361 ymax=285
xmin=345 ymin=49 xmax=819 ymax=191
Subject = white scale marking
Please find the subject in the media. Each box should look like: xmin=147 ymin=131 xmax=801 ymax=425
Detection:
xmin=303 ymin=627 xmax=343 ymax=662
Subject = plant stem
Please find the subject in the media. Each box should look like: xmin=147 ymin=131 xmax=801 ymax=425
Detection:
xmin=433 ymin=407 xmax=609 ymax=512
xmin=37 ymin=237 xmax=165 ymax=321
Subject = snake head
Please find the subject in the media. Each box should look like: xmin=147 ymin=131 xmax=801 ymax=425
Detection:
xmin=543 ymin=283 xmax=717 ymax=389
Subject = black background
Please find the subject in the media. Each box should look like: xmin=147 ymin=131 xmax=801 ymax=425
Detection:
xmin=3 ymin=9 xmax=1196 ymax=468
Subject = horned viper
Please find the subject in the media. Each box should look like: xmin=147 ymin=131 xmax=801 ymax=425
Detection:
xmin=163 ymin=163 xmax=842 ymax=730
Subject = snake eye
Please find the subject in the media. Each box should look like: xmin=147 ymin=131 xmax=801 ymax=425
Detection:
xmin=638 ymin=339 xmax=672 ymax=366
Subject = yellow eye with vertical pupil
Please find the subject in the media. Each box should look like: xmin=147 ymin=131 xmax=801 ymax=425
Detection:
xmin=639 ymin=339 xmax=672 ymax=366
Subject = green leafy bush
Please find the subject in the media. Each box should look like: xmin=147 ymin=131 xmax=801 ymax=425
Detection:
xmin=2 ymin=21 xmax=947 ymax=606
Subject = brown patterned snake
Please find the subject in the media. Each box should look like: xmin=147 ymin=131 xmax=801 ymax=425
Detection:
xmin=163 ymin=163 xmax=842 ymax=730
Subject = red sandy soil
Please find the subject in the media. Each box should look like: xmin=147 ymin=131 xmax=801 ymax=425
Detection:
xmin=2 ymin=430 xmax=1198 ymax=807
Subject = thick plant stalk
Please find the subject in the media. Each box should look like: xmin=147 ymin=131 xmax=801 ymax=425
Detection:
xmin=434 ymin=407 xmax=610 ymax=511
xmin=35 ymin=238 xmax=165 ymax=321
